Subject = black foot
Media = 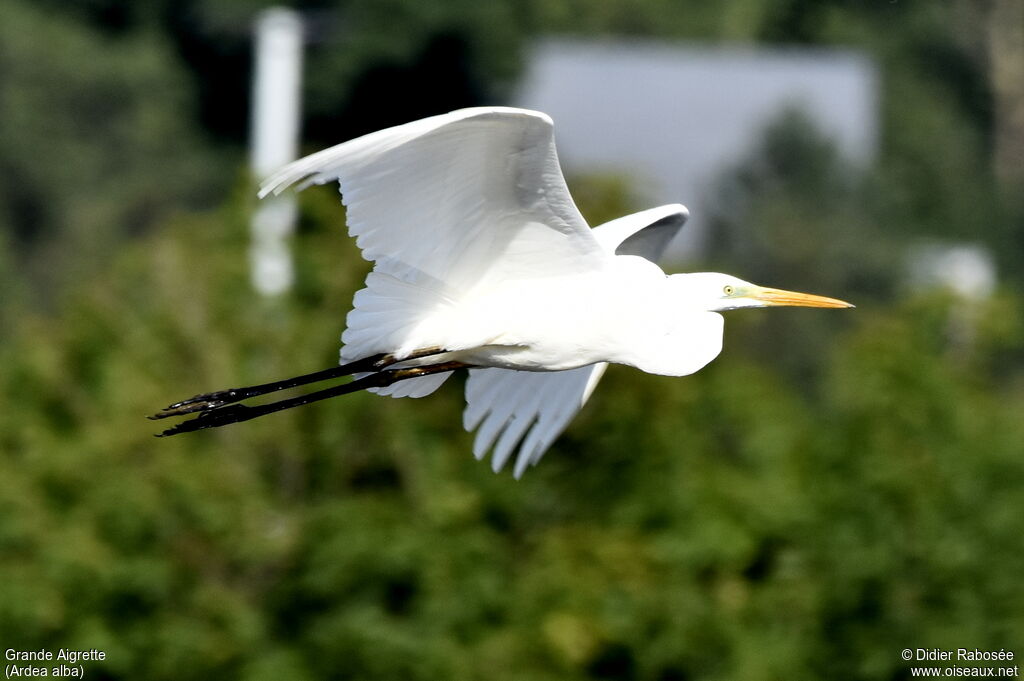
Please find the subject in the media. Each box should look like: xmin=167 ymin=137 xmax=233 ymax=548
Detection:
xmin=155 ymin=404 xmax=251 ymax=436
xmin=149 ymin=351 xmax=463 ymax=437
xmin=149 ymin=390 xmax=239 ymax=420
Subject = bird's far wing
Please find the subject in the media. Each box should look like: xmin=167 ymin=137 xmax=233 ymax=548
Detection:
xmin=260 ymin=107 xmax=608 ymax=290
xmin=590 ymin=204 xmax=689 ymax=263
xmin=461 ymin=206 xmax=689 ymax=476
xmin=464 ymin=364 xmax=607 ymax=479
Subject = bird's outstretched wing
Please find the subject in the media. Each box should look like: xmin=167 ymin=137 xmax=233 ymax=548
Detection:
xmin=465 ymin=363 xmax=608 ymax=478
xmin=261 ymin=108 xmax=614 ymax=398
xmin=592 ymin=204 xmax=689 ymax=262
xmin=465 ymin=204 xmax=690 ymax=477
xmin=260 ymin=107 xmax=608 ymax=290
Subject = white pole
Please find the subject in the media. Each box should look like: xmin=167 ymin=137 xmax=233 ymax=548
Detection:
xmin=250 ymin=7 xmax=304 ymax=296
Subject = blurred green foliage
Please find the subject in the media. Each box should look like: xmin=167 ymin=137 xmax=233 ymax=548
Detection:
xmin=1 ymin=0 xmax=1023 ymax=679
xmin=0 ymin=1 xmax=231 ymax=295
xmin=1 ymin=186 xmax=1022 ymax=680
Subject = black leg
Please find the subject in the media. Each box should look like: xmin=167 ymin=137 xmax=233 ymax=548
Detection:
xmin=149 ymin=347 xmax=447 ymax=419
xmin=154 ymin=361 xmax=469 ymax=437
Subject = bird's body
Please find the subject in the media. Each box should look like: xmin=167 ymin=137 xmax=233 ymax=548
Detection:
xmin=379 ymin=255 xmax=721 ymax=375
xmin=153 ymin=107 xmax=851 ymax=477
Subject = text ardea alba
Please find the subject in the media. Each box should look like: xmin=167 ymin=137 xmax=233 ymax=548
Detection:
xmin=152 ymin=107 xmax=852 ymax=478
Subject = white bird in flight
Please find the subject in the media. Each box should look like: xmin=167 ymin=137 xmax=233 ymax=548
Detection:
xmin=152 ymin=107 xmax=852 ymax=478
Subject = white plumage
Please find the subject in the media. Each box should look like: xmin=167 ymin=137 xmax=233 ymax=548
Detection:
xmin=262 ymin=107 xmax=612 ymax=406
xmin=260 ymin=109 xmax=701 ymax=475
xmin=462 ymin=205 xmax=690 ymax=477
xmin=157 ymin=107 xmax=852 ymax=473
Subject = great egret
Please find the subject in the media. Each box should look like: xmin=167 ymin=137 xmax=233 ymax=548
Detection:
xmin=152 ymin=107 xmax=852 ymax=478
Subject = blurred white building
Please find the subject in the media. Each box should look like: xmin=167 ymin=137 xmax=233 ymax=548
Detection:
xmin=908 ymin=242 xmax=997 ymax=301
xmin=515 ymin=39 xmax=879 ymax=261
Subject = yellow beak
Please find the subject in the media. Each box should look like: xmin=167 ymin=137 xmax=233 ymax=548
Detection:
xmin=750 ymin=286 xmax=854 ymax=309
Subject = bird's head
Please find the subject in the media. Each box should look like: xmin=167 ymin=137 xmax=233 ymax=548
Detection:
xmin=671 ymin=273 xmax=854 ymax=313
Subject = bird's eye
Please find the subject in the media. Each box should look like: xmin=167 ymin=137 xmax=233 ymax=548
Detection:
xmin=723 ymin=285 xmax=735 ymax=296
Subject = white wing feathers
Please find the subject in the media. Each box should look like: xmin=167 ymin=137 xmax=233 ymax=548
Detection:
xmin=465 ymin=364 xmax=608 ymax=478
xmin=261 ymin=108 xmax=610 ymax=399
xmin=464 ymin=204 xmax=689 ymax=477
xmin=592 ymin=204 xmax=689 ymax=261
xmin=260 ymin=107 xmax=607 ymax=289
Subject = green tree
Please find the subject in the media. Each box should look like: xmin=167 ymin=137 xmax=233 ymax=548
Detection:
xmin=0 ymin=1 xmax=228 ymax=293
xmin=0 ymin=187 xmax=1021 ymax=680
